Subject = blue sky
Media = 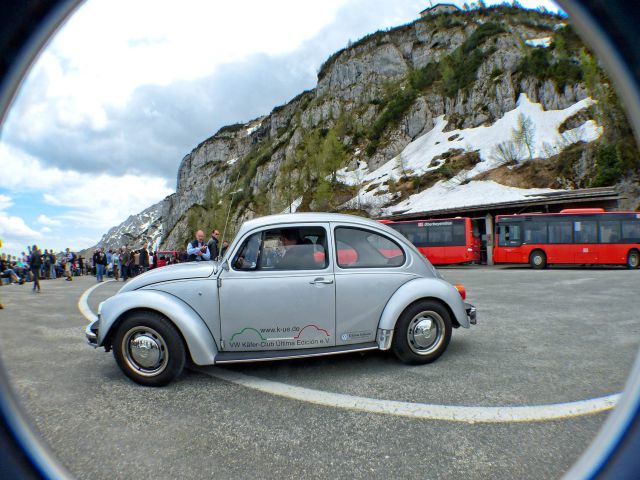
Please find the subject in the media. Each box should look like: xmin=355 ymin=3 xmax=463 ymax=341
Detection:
xmin=0 ymin=0 xmax=563 ymax=256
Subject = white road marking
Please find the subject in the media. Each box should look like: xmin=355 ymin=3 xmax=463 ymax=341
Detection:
xmin=202 ymin=367 xmax=620 ymax=424
xmin=79 ymin=289 xmax=621 ymax=423
xmin=78 ymin=280 xmax=115 ymax=323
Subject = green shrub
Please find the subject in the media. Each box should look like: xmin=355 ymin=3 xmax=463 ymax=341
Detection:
xmin=517 ymin=47 xmax=582 ymax=90
xmin=409 ymin=62 xmax=441 ymax=91
xmin=590 ymin=139 xmax=640 ymax=187
xmin=366 ymin=86 xmax=418 ymax=153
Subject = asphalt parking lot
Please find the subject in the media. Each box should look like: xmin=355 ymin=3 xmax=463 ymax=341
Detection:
xmin=1 ymin=266 xmax=639 ymax=479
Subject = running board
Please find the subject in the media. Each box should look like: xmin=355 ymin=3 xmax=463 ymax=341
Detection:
xmin=214 ymin=342 xmax=379 ymax=364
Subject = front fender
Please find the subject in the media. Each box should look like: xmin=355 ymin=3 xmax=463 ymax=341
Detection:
xmin=98 ymin=290 xmax=218 ymax=366
xmin=378 ymin=278 xmax=470 ymax=331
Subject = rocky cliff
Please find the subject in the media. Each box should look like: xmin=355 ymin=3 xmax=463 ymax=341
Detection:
xmin=96 ymin=5 xmax=640 ymax=250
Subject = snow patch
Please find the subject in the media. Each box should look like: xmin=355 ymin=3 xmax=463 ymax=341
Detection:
xmin=388 ymin=180 xmax=556 ymax=215
xmin=525 ymin=36 xmax=552 ymax=48
xmin=343 ymin=94 xmax=600 ymax=214
xmin=246 ymin=123 xmax=261 ymax=136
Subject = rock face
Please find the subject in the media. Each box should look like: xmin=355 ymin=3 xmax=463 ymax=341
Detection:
xmin=92 ymin=202 xmax=164 ymax=253
xmin=94 ymin=6 xmax=633 ymax=249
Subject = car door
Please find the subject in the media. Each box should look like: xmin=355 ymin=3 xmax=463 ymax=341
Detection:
xmin=218 ymin=223 xmax=335 ymax=352
xmin=332 ymin=224 xmax=415 ymax=345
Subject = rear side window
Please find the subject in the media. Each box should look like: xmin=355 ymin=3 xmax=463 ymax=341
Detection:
xmin=335 ymin=227 xmax=404 ymax=268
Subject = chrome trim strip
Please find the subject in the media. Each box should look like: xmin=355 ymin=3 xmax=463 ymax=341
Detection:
xmin=214 ymin=345 xmax=379 ymax=364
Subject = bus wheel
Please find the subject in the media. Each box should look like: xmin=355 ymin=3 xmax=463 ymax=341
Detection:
xmin=530 ymin=250 xmax=547 ymax=269
xmin=628 ymin=250 xmax=640 ymax=269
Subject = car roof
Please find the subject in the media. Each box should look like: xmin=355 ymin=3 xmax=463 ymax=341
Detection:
xmin=239 ymin=212 xmax=385 ymax=231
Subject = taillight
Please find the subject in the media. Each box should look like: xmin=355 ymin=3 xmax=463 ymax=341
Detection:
xmin=454 ymin=283 xmax=466 ymax=300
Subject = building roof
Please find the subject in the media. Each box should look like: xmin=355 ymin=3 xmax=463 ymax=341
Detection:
xmin=419 ymin=3 xmax=460 ymax=15
xmin=383 ymin=187 xmax=621 ymax=220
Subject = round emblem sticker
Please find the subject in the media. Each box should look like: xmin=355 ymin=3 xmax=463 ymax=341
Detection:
xmin=341 ymin=333 xmax=349 ymax=341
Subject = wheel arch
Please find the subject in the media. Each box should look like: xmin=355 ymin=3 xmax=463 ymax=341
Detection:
xmin=98 ymin=290 xmax=218 ymax=366
xmin=378 ymin=278 xmax=469 ymax=331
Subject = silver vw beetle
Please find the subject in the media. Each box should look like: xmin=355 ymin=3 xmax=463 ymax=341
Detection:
xmin=86 ymin=213 xmax=476 ymax=386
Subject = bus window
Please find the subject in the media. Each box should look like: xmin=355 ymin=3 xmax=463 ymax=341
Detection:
xmin=600 ymin=220 xmax=621 ymax=243
xmin=452 ymin=221 xmax=466 ymax=244
xmin=574 ymin=220 xmax=598 ymax=243
xmin=524 ymin=221 xmax=548 ymax=244
xmin=427 ymin=223 xmax=453 ymax=245
xmin=549 ymin=221 xmax=573 ymax=243
xmin=498 ymin=223 xmax=522 ymax=246
xmin=621 ymin=221 xmax=640 ymax=242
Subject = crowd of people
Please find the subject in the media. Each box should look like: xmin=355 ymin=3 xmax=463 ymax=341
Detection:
xmin=0 ymin=246 xmax=80 ymax=293
xmin=0 ymin=229 xmax=232 ymax=300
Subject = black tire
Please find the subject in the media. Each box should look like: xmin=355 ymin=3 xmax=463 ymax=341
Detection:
xmin=112 ymin=311 xmax=186 ymax=387
xmin=530 ymin=250 xmax=547 ymax=269
xmin=391 ymin=300 xmax=452 ymax=365
xmin=628 ymin=250 xmax=640 ymax=269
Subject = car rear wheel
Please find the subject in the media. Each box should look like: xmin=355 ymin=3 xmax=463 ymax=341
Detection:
xmin=392 ymin=300 xmax=452 ymax=365
xmin=628 ymin=250 xmax=640 ymax=269
xmin=113 ymin=311 xmax=185 ymax=387
xmin=530 ymin=250 xmax=547 ymax=269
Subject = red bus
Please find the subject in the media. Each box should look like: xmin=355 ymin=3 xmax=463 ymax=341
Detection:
xmin=155 ymin=250 xmax=178 ymax=268
xmin=380 ymin=217 xmax=481 ymax=265
xmin=494 ymin=209 xmax=640 ymax=269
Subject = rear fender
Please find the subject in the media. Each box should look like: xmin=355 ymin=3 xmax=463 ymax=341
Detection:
xmin=378 ymin=278 xmax=469 ymax=331
xmin=98 ymin=290 xmax=218 ymax=365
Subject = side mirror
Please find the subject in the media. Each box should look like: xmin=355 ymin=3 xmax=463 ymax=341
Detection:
xmin=222 ymin=259 xmax=230 ymax=271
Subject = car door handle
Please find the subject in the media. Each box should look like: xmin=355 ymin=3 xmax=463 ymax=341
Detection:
xmin=309 ymin=277 xmax=333 ymax=285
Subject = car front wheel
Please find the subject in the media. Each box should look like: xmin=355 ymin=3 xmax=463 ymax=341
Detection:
xmin=392 ymin=300 xmax=452 ymax=365
xmin=113 ymin=311 xmax=185 ymax=387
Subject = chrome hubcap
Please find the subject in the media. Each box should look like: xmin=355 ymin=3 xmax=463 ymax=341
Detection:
xmin=122 ymin=327 xmax=168 ymax=376
xmin=533 ymin=255 xmax=543 ymax=265
xmin=407 ymin=311 xmax=444 ymax=355
xmin=631 ymin=253 xmax=639 ymax=268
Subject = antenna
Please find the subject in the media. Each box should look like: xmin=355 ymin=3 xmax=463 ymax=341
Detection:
xmin=220 ymin=166 xmax=242 ymax=254
xmin=429 ymin=0 xmax=433 ymax=7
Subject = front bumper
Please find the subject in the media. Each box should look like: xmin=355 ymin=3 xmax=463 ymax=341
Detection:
xmin=465 ymin=303 xmax=477 ymax=325
xmin=85 ymin=318 xmax=99 ymax=347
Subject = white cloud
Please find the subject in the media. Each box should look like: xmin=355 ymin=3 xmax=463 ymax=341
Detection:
xmin=40 ymin=226 xmax=52 ymax=233
xmin=0 ymin=144 xmax=172 ymax=253
xmin=36 ymin=214 xmax=62 ymax=227
xmin=0 ymin=211 xmax=43 ymax=250
xmin=0 ymin=194 xmax=12 ymax=211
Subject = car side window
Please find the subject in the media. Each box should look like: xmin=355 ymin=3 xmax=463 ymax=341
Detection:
xmin=232 ymin=232 xmax=262 ymax=270
xmin=232 ymin=226 xmax=328 ymax=271
xmin=335 ymin=227 xmax=405 ymax=268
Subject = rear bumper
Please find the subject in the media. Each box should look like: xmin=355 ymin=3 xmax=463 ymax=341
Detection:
xmin=85 ymin=318 xmax=99 ymax=347
xmin=465 ymin=303 xmax=477 ymax=325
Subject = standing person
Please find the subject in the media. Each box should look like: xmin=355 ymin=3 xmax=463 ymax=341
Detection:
xmin=139 ymin=242 xmax=149 ymax=273
xmin=207 ymin=230 xmax=220 ymax=261
xmin=64 ymin=248 xmax=73 ymax=281
xmin=43 ymin=249 xmax=51 ymax=279
xmin=49 ymin=250 xmax=56 ymax=279
xmin=150 ymin=247 xmax=156 ymax=269
xmin=119 ymin=247 xmax=129 ymax=281
xmin=111 ymin=250 xmax=120 ymax=280
xmin=106 ymin=249 xmax=113 ymax=277
xmin=93 ymin=249 xmax=106 ymax=282
xmin=187 ymin=230 xmax=210 ymax=261
xmin=30 ymin=244 xmax=42 ymax=292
